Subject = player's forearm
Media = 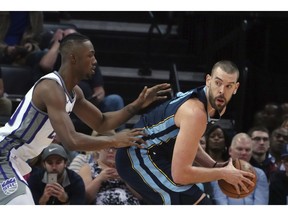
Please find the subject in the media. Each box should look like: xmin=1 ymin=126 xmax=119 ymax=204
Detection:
xmin=61 ymin=131 xmax=115 ymax=152
xmin=97 ymin=102 xmax=140 ymax=132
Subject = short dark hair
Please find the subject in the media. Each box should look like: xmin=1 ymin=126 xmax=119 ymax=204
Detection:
xmin=59 ymin=33 xmax=90 ymax=55
xmin=211 ymin=60 xmax=239 ymax=80
xmin=247 ymin=126 xmax=270 ymax=137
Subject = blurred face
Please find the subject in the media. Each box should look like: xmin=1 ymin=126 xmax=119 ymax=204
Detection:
xmin=229 ymin=139 xmax=252 ymax=162
xmin=251 ymin=130 xmax=270 ymax=155
xmin=206 ymin=68 xmax=239 ymax=114
xmin=207 ymin=128 xmax=226 ymax=151
xmin=43 ymin=155 xmax=66 ymax=177
xmin=98 ymin=147 xmax=117 ymax=167
xmin=73 ymin=41 xmax=97 ymax=80
xmin=270 ymin=128 xmax=288 ymax=153
xmin=199 ymin=136 xmax=206 ymax=150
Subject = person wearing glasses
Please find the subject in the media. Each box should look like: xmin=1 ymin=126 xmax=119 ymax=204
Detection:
xmin=248 ymin=126 xmax=278 ymax=181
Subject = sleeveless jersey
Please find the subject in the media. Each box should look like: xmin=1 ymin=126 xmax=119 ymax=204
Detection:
xmin=116 ymin=85 xmax=214 ymax=204
xmin=0 ymin=71 xmax=76 ymax=176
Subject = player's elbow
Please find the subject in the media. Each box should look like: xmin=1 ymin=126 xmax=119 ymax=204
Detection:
xmin=171 ymin=166 xmax=188 ymax=185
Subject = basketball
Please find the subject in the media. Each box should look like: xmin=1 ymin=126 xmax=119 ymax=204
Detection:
xmin=218 ymin=159 xmax=257 ymax=199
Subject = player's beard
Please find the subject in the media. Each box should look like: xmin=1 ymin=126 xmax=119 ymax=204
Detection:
xmin=208 ymin=92 xmax=226 ymax=114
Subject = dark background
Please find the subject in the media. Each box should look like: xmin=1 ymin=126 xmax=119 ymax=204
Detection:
xmin=44 ymin=11 xmax=288 ymax=132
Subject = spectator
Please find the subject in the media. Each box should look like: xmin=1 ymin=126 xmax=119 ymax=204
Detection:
xmin=281 ymin=117 xmax=288 ymax=130
xmin=79 ymin=143 xmax=141 ymax=204
xmin=270 ymin=126 xmax=288 ymax=169
xmin=0 ymin=11 xmax=43 ymax=66
xmin=199 ymin=135 xmax=206 ymax=151
xmin=253 ymin=103 xmax=280 ymax=133
xmin=269 ymin=143 xmax=288 ymax=205
xmin=280 ymin=102 xmax=288 ymax=123
xmin=205 ymin=124 xmax=230 ymax=162
xmin=248 ymin=126 xmax=277 ymax=180
xmin=212 ymin=133 xmax=269 ymax=205
xmin=27 ymin=144 xmax=86 ymax=205
xmin=0 ymin=67 xmax=12 ymax=117
xmin=68 ymin=131 xmax=114 ymax=173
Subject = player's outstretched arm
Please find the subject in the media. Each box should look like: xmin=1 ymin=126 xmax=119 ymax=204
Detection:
xmin=33 ymin=80 xmax=146 ymax=152
xmin=73 ymin=83 xmax=171 ymax=133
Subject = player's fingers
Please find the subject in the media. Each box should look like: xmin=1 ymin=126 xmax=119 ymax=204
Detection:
xmin=242 ymin=170 xmax=256 ymax=179
xmin=131 ymin=128 xmax=145 ymax=134
xmin=239 ymin=181 xmax=249 ymax=193
xmin=233 ymin=184 xmax=240 ymax=195
xmin=241 ymin=175 xmax=255 ymax=187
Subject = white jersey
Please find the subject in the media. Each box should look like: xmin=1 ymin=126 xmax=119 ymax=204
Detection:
xmin=0 ymin=72 xmax=76 ymax=175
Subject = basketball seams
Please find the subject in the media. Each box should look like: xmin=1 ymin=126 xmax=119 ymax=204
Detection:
xmin=217 ymin=159 xmax=257 ymax=199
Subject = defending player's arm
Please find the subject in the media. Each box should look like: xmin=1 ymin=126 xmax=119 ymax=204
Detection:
xmin=73 ymin=83 xmax=171 ymax=133
xmin=33 ymin=79 xmax=145 ymax=151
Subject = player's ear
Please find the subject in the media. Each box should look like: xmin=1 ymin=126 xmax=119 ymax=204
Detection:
xmin=206 ymin=74 xmax=211 ymax=87
xmin=233 ymin=82 xmax=240 ymax=95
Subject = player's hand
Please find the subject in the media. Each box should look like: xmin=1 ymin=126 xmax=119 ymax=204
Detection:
xmin=222 ymin=158 xmax=255 ymax=194
xmin=135 ymin=83 xmax=171 ymax=109
xmin=111 ymin=128 xmax=146 ymax=148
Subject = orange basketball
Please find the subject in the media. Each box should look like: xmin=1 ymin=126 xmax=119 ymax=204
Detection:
xmin=218 ymin=159 xmax=257 ymax=199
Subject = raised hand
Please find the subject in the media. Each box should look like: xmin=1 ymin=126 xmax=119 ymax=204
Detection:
xmin=135 ymin=83 xmax=171 ymax=109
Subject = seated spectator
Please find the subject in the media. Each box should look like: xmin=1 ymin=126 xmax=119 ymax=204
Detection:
xmin=270 ymin=126 xmax=288 ymax=169
xmin=248 ymin=126 xmax=277 ymax=180
xmin=0 ymin=67 xmax=12 ymax=117
xmin=68 ymin=131 xmax=115 ymax=173
xmin=269 ymin=143 xmax=288 ymax=205
xmin=27 ymin=143 xmax=86 ymax=205
xmin=211 ymin=133 xmax=269 ymax=205
xmin=78 ymin=140 xmax=141 ymax=205
xmin=205 ymin=124 xmax=230 ymax=162
xmin=0 ymin=11 xmax=43 ymax=66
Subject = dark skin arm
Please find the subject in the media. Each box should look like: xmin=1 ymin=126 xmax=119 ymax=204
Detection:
xmin=32 ymin=79 xmax=146 ymax=151
xmin=73 ymin=83 xmax=171 ymax=133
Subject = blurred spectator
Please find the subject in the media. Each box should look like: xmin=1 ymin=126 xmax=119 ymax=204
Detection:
xmin=270 ymin=126 xmax=288 ymax=169
xmin=27 ymin=144 xmax=86 ymax=205
xmin=280 ymin=102 xmax=288 ymax=122
xmin=199 ymin=135 xmax=206 ymax=151
xmin=281 ymin=117 xmax=288 ymax=130
xmin=253 ymin=103 xmax=281 ymax=133
xmin=248 ymin=126 xmax=277 ymax=180
xmin=78 ymin=139 xmax=141 ymax=205
xmin=205 ymin=124 xmax=230 ymax=162
xmin=211 ymin=133 xmax=269 ymax=205
xmin=0 ymin=67 xmax=12 ymax=117
xmin=0 ymin=11 xmax=43 ymax=66
xmin=269 ymin=143 xmax=288 ymax=205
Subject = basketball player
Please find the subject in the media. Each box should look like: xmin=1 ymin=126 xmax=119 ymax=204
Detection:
xmin=116 ymin=60 xmax=256 ymax=205
xmin=0 ymin=33 xmax=171 ymax=205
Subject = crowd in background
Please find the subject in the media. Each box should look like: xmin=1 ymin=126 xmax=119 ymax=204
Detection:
xmin=0 ymin=11 xmax=288 ymax=205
